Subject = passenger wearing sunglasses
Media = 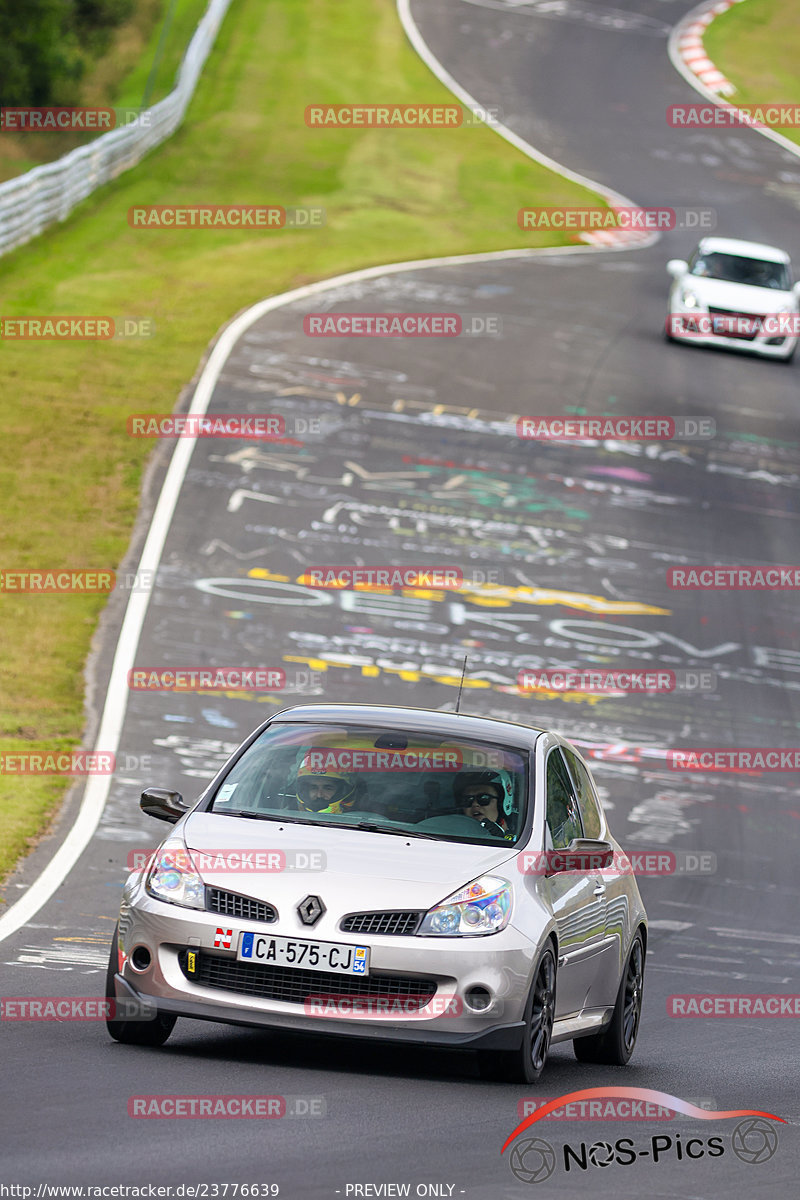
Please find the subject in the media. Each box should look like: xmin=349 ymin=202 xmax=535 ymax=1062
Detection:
xmin=460 ymin=783 xmax=502 ymax=824
xmin=453 ymin=769 xmax=515 ymax=837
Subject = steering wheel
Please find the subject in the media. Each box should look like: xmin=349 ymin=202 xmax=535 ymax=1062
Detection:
xmin=479 ymin=818 xmax=506 ymax=839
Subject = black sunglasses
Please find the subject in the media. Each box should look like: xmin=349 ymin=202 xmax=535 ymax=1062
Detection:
xmin=464 ymin=792 xmax=498 ymax=806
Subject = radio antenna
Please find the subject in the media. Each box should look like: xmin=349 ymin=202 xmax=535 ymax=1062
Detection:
xmin=455 ymin=655 xmax=469 ymax=713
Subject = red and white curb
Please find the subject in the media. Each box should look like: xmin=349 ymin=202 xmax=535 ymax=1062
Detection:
xmin=668 ymin=0 xmax=800 ymax=161
xmin=580 ymin=213 xmax=653 ymax=250
xmin=674 ymin=0 xmax=747 ymax=97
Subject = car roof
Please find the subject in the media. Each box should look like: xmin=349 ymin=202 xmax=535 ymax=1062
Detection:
xmin=270 ymin=702 xmax=545 ymax=749
xmin=696 ymin=236 xmax=790 ymax=263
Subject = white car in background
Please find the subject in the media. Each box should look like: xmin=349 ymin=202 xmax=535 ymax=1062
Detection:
xmin=666 ymin=236 xmax=800 ymax=361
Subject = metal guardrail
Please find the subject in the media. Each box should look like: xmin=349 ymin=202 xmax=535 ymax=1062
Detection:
xmin=0 ymin=0 xmax=233 ymax=258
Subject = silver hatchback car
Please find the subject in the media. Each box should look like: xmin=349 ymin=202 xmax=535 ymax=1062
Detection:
xmin=106 ymin=704 xmax=647 ymax=1082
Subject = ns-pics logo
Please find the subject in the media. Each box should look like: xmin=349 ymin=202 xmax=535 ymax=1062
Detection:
xmin=502 ymin=1089 xmax=782 ymax=1183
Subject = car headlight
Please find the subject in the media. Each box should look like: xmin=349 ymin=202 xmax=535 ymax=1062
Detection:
xmin=145 ymin=841 xmax=205 ymax=910
xmin=418 ymin=875 xmax=512 ymax=937
xmin=681 ymin=288 xmax=700 ymax=309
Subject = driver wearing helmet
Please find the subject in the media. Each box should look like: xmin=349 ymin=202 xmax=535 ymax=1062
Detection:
xmin=454 ymin=768 xmax=516 ymax=837
xmin=295 ymin=755 xmax=357 ymax=814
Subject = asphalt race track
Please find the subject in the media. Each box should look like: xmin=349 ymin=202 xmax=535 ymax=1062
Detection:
xmin=2 ymin=0 xmax=800 ymax=1195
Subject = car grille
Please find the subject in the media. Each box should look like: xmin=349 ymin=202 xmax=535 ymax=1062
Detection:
xmin=341 ymin=911 xmax=423 ymax=936
xmin=179 ymin=951 xmax=436 ymax=1008
xmin=707 ymin=307 xmax=763 ymax=341
xmin=207 ymin=888 xmax=276 ymax=924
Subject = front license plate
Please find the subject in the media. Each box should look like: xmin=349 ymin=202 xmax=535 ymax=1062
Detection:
xmin=237 ymin=932 xmax=369 ymax=976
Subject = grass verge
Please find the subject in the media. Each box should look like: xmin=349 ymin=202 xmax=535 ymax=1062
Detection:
xmin=704 ymin=0 xmax=800 ymax=148
xmin=0 ymin=0 xmax=605 ymax=890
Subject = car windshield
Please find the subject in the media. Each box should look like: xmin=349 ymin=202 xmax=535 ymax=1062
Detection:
xmin=208 ymin=722 xmax=529 ymax=845
xmin=689 ymin=250 xmax=791 ymax=290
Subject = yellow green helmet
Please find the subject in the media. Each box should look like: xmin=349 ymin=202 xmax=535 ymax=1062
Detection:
xmin=296 ymin=754 xmax=357 ymax=813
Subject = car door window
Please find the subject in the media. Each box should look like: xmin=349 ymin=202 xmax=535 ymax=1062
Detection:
xmin=545 ymin=749 xmax=583 ymax=849
xmin=563 ymin=748 xmax=603 ymax=840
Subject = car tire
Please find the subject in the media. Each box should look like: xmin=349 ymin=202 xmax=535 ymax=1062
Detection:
xmin=105 ymin=924 xmax=176 ymax=1047
xmin=478 ymin=945 xmax=556 ymax=1083
xmin=573 ymin=931 xmax=644 ymax=1066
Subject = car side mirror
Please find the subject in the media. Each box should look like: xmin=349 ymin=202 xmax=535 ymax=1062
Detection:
xmin=792 ymin=281 xmax=800 ymax=297
xmin=140 ymin=787 xmax=189 ymax=823
xmin=667 ymin=259 xmax=688 ymax=279
xmin=544 ymin=838 xmax=615 ymax=876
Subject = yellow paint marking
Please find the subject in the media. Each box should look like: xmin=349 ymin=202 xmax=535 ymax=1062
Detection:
xmin=247 ymin=568 xmax=291 ymax=581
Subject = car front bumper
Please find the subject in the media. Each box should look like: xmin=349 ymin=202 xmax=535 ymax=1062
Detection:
xmin=667 ymin=311 xmax=797 ymax=358
xmin=114 ymin=892 xmax=541 ymax=1049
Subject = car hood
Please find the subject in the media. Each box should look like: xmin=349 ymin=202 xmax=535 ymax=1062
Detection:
xmin=679 ymin=275 xmax=795 ymax=312
xmin=178 ymin=811 xmax=518 ymax=909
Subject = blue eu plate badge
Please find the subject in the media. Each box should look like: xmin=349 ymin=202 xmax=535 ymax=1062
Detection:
xmin=352 ymin=947 xmax=368 ymax=974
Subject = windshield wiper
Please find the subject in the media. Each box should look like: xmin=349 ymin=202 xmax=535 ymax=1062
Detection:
xmin=215 ymin=809 xmax=358 ymax=830
xmin=211 ymin=809 xmax=283 ymax=821
xmin=349 ymin=821 xmax=438 ymax=840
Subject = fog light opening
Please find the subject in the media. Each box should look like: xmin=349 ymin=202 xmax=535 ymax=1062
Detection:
xmin=465 ymin=986 xmax=493 ymax=1013
xmin=130 ymin=945 xmax=152 ymax=972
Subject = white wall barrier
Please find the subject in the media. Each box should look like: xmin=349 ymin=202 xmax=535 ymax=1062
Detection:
xmin=0 ymin=0 xmax=233 ymax=257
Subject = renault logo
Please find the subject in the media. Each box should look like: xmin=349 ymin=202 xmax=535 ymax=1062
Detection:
xmin=298 ymin=895 xmax=325 ymax=926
